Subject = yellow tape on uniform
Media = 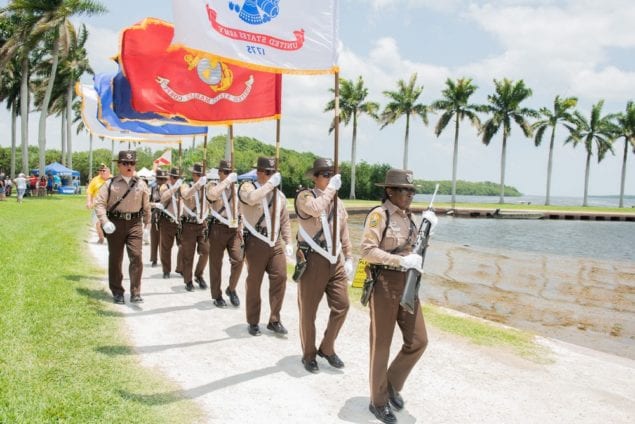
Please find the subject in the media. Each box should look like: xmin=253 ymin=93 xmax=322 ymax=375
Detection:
xmin=352 ymin=258 xmax=368 ymax=288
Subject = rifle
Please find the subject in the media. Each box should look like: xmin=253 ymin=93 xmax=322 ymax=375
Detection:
xmin=400 ymin=184 xmax=439 ymax=314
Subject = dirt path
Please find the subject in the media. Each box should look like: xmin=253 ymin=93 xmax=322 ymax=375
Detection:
xmin=89 ymin=239 xmax=634 ymax=423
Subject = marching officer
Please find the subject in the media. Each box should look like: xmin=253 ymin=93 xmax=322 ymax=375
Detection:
xmin=95 ymin=150 xmax=150 ymax=304
xmin=294 ymin=158 xmax=353 ymax=373
xmin=360 ymin=169 xmax=429 ymax=424
xmin=149 ymin=169 xmax=168 ymax=267
xmin=179 ymin=163 xmax=209 ymax=291
xmin=238 ymin=156 xmax=293 ymax=337
xmin=205 ymin=159 xmax=244 ymax=307
xmin=159 ymin=168 xmax=183 ymax=279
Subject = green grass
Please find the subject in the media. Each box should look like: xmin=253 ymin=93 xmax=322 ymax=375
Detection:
xmin=347 ymin=286 xmax=550 ymax=363
xmin=0 ymin=196 xmax=198 ymax=423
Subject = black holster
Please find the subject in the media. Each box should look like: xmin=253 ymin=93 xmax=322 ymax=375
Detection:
xmin=360 ymin=265 xmax=377 ymax=306
xmin=292 ymin=244 xmax=310 ymax=283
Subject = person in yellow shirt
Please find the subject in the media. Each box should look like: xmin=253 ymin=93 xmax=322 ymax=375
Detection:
xmin=86 ymin=163 xmax=112 ymax=243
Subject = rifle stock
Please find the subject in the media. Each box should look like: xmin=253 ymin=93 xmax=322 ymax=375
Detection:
xmin=399 ymin=184 xmax=439 ymax=314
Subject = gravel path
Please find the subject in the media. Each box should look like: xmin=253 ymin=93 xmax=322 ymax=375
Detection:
xmin=89 ymin=238 xmax=634 ymax=423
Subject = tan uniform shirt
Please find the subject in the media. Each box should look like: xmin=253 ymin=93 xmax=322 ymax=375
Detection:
xmin=360 ymin=200 xmax=416 ymax=267
xmin=206 ymin=178 xmax=241 ymax=223
xmin=295 ymin=187 xmax=352 ymax=259
xmin=95 ymin=175 xmax=151 ymax=225
xmin=239 ymin=180 xmax=291 ymax=245
xmin=181 ymin=181 xmax=207 ymax=221
xmin=159 ymin=183 xmax=184 ymax=220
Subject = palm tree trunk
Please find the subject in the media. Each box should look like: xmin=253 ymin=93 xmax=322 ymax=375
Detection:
xmin=583 ymin=152 xmax=591 ymax=207
xmin=38 ymin=39 xmax=60 ymax=175
xmin=66 ymin=83 xmax=73 ymax=169
xmin=20 ymin=56 xmax=29 ymax=175
xmin=545 ymin=126 xmax=556 ymax=206
xmin=10 ymin=100 xmax=17 ymax=179
xmin=88 ymin=133 xmax=94 ymax=180
xmin=619 ymin=137 xmax=628 ymax=208
xmin=61 ymin=113 xmax=66 ymax=165
xmin=403 ymin=114 xmax=411 ymax=169
xmin=451 ymin=116 xmax=460 ymax=207
xmin=350 ymin=112 xmax=358 ymax=199
xmin=499 ymin=134 xmax=507 ymax=204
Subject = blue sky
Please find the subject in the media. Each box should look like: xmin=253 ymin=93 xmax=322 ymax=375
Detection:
xmin=1 ymin=0 xmax=634 ymax=196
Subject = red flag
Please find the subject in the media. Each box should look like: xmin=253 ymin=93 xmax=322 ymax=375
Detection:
xmin=153 ymin=148 xmax=172 ymax=167
xmin=120 ymin=18 xmax=282 ymax=125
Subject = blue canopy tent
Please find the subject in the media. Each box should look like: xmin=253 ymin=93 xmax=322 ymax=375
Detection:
xmin=36 ymin=162 xmax=80 ymax=194
xmin=44 ymin=162 xmax=80 ymax=177
xmin=238 ymin=169 xmax=256 ymax=181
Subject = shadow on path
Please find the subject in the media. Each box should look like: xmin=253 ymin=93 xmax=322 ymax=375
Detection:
xmin=338 ymin=397 xmax=417 ymax=424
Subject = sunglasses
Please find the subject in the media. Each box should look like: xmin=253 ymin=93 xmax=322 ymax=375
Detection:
xmin=314 ymin=172 xmax=332 ymax=178
xmin=99 ymin=169 xmax=107 ymax=173
xmin=220 ymin=170 xmax=232 ymax=175
xmin=395 ymin=187 xmax=416 ymax=195
xmin=258 ymin=169 xmax=274 ymax=176
xmin=119 ymin=161 xmax=136 ymax=166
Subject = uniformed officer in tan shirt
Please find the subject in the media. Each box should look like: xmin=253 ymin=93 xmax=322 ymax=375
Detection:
xmin=238 ymin=156 xmax=293 ymax=337
xmin=205 ymin=159 xmax=243 ymax=307
xmin=149 ymin=169 xmax=168 ymax=267
xmin=158 ymin=168 xmax=183 ymax=279
xmin=95 ymin=150 xmax=151 ymax=304
xmin=360 ymin=169 xmax=428 ymax=424
xmin=179 ymin=163 xmax=209 ymax=291
xmin=294 ymin=158 xmax=354 ymax=373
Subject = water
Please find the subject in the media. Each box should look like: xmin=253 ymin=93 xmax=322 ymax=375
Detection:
xmin=432 ymin=217 xmax=635 ymax=262
xmin=414 ymin=194 xmax=635 ymax=208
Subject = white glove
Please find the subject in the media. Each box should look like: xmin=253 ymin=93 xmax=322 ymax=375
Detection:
xmin=269 ymin=172 xmax=281 ymax=188
xmin=173 ymin=179 xmax=182 ymax=190
xmin=227 ymin=172 xmax=238 ymax=183
xmin=143 ymin=227 xmax=150 ymax=244
xmin=196 ymin=176 xmax=207 ymax=187
xmin=400 ymin=253 xmax=423 ymax=270
xmin=344 ymin=258 xmax=354 ymax=277
xmin=422 ymin=210 xmax=438 ymax=231
xmin=153 ymin=202 xmax=164 ymax=210
xmin=328 ymin=174 xmax=342 ymax=190
xmin=102 ymin=221 xmax=116 ymax=234
xmin=285 ymin=243 xmax=294 ymax=258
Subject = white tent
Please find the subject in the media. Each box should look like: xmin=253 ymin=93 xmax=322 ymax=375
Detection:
xmin=136 ymin=167 xmax=154 ymax=179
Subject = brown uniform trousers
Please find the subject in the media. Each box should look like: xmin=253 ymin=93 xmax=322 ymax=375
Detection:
xmin=159 ymin=216 xmax=179 ymax=273
xmin=369 ymin=270 xmax=428 ymax=407
xmin=180 ymin=221 xmax=209 ymax=283
xmin=208 ymin=221 xmax=244 ymax=299
xmin=150 ymin=213 xmax=160 ymax=263
xmin=244 ymin=237 xmax=287 ymax=326
xmin=297 ymin=252 xmax=349 ymax=361
xmin=105 ymin=217 xmax=144 ymax=297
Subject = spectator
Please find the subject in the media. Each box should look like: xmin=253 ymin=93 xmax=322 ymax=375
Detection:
xmin=53 ymin=174 xmax=61 ymax=191
xmin=38 ymin=175 xmax=47 ymax=197
xmin=29 ymin=173 xmax=38 ymax=197
xmin=86 ymin=164 xmax=112 ymax=243
xmin=0 ymin=175 xmax=5 ymax=201
xmin=46 ymin=173 xmax=54 ymax=196
xmin=14 ymin=173 xmax=27 ymax=203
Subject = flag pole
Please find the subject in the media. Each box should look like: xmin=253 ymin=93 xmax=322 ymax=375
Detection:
xmin=331 ymin=71 xmax=340 ymax=256
xmin=229 ymin=124 xmax=238 ymax=227
xmin=201 ymin=131 xmax=208 ymax=220
xmin=270 ymin=117 xmax=281 ymax=243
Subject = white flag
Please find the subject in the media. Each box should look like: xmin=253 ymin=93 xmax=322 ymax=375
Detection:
xmin=154 ymin=149 xmax=172 ymax=166
xmin=172 ymin=0 xmax=339 ymax=74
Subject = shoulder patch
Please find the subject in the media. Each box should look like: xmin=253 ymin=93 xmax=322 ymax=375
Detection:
xmin=368 ymin=211 xmax=382 ymax=228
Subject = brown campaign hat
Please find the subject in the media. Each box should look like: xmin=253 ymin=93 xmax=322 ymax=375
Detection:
xmin=304 ymin=157 xmax=334 ymax=178
xmin=168 ymin=167 xmax=181 ymax=178
xmin=375 ymin=168 xmax=415 ymax=188
xmin=253 ymin=156 xmax=276 ymax=171
xmin=218 ymin=159 xmax=233 ymax=171
xmin=112 ymin=150 xmax=137 ymax=163
xmin=155 ymin=169 xmax=168 ymax=180
xmin=190 ymin=163 xmax=204 ymax=175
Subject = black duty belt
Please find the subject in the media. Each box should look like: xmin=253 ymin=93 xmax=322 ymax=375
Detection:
xmin=159 ymin=213 xmax=178 ymax=224
xmin=107 ymin=210 xmax=143 ymax=221
xmin=208 ymin=216 xmax=241 ymax=225
xmin=181 ymin=216 xmax=202 ymax=224
xmin=371 ymin=264 xmax=406 ymax=273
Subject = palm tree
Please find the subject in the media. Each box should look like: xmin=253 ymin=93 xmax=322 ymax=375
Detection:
xmin=565 ymin=100 xmax=617 ymax=207
xmin=380 ymin=73 xmax=429 ymax=170
xmin=532 ymin=96 xmax=578 ymax=205
xmin=430 ymin=78 xmax=481 ymax=207
xmin=324 ymin=76 xmax=379 ymax=199
xmin=1 ymin=0 xmax=106 ymax=175
xmin=0 ymin=24 xmax=22 ymax=178
xmin=481 ymin=78 xmax=537 ymax=204
xmin=614 ymin=101 xmax=635 ymax=208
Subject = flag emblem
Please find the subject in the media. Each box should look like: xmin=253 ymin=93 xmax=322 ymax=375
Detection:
xmin=229 ymin=0 xmax=279 ymax=25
